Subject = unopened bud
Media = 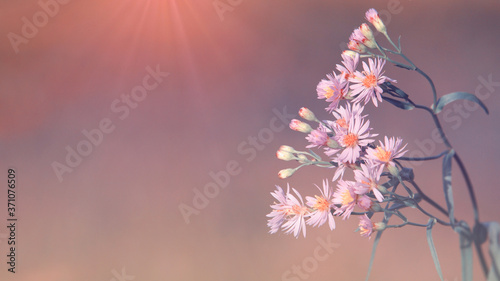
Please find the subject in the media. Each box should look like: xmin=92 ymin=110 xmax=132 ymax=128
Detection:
xmin=365 ymin=8 xmax=387 ymax=34
xmin=348 ymin=40 xmax=366 ymax=53
xmin=360 ymin=23 xmax=375 ymax=41
xmin=374 ymin=222 xmax=386 ymax=231
xmin=326 ymin=138 xmax=340 ymax=148
xmin=342 ymin=50 xmax=357 ymax=59
xmin=299 ymin=107 xmax=317 ymax=121
xmin=279 ymin=145 xmax=295 ymax=153
xmin=276 ymin=149 xmax=295 ymax=161
xmin=278 ymin=168 xmax=295 ymax=179
xmin=289 ymin=119 xmax=313 ymax=133
xmin=388 ymin=164 xmax=399 ymax=177
xmin=297 ymin=154 xmax=308 ymax=163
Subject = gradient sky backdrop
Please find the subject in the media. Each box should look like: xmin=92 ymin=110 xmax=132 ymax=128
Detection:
xmin=1 ymin=0 xmax=499 ymax=280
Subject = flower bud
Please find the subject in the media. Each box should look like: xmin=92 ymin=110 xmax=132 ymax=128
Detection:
xmin=388 ymin=164 xmax=399 ymax=177
xmin=365 ymin=8 xmax=386 ymax=34
xmin=348 ymin=40 xmax=366 ymax=53
xmin=276 ymin=149 xmax=295 ymax=161
xmin=299 ymin=107 xmax=317 ymax=121
xmin=278 ymin=168 xmax=295 ymax=179
xmin=297 ymin=154 xmax=308 ymax=163
xmin=289 ymin=119 xmax=313 ymax=133
xmin=342 ymin=50 xmax=357 ymax=59
xmin=359 ymin=23 xmax=375 ymax=41
xmin=373 ymin=222 xmax=386 ymax=231
xmin=279 ymin=145 xmax=295 ymax=153
xmin=326 ymin=138 xmax=340 ymax=149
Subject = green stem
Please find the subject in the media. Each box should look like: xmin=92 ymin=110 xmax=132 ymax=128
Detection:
xmin=414 ymin=68 xmax=437 ymax=107
xmin=398 ymin=150 xmax=448 ymax=161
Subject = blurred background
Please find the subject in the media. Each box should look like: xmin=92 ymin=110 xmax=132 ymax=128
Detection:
xmin=1 ymin=0 xmax=499 ymax=280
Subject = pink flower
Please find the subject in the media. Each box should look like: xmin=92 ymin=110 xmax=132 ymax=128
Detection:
xmin=281 ymin=188 xmax=309 ymax=238
xmin=365 ymin=8 xmax=386 ymax=34
xmin=306 ymin=180 xmax=336 ymax=230
xmin=335 ymin=115 xmax=376 ymax=163
xmin=365 ymin=136 xmax=407 ymax=170
xmin=331 ymin=103 xmax=365 ymax=133
xmin=266 ymin=185 xmax=289 ymax=234
xmin=354 ymin=163 xmax=384 ymax=202
xmin=359 ymin=214 xmax=374 ymax=238
xmin=333 ymin=180 xmax=372 ymax=219
xmin=267 ymin=185 xmax=310 ymax=238
xmin=336 ymin=51 xmax=359 ymax=81
xmin=333 ymin=180 xmax=357 ymax=219
xmin=350 ymin=58 xmax=395 ymax=107
xmin=317 ymin=73 xmax=349 ymax=112
xmin=316 ymin=77 xmax=334 ymax=100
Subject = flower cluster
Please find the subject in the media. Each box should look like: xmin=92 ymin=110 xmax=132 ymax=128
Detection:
xmin=267 ymin=8 xmax=408 ymax=239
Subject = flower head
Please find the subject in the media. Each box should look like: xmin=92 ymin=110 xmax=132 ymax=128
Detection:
xmin=317 ymin=73 xmax=349 ymax=112
xmin=365 ymin=136 xmax=407 ymax=170
xmin=335 ymin=115 xmax=376 ymax=163
xmin=354 ymin=163 xmax=384 ymax=202
xmin=350 ymin=58 xmax=394 ymax=107
xmin=267 ymin=185 xmax=310 ymax=238
xmin=337 ymin=51 xmax=360 ymax=81
xmin=306 ymin=180 xmax=336 ymax=230
xmin=358 ymin=214 xmax=374 ymax=238
xmin=282 ymin=188 xmax=309 ymax=238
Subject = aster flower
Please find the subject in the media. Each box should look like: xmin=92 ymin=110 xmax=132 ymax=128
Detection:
xmin=358 ymin=214 xmax=374 ymax=238
xmin=267 ymin=185 xmax=310 ymax=238
xmin=350 ymin=58 xmax=395 ymax=107
xmin=333 ymin=180 xmax=372 ymax=219
xmin=365 ymin=136 xmax=408 ymax=170
xmin=335 ymin=115 xmax=376 ymax=163
xmin=281 ymin=188 xmax=310 ymax=238
xmin=331 ymin=103 xmax=365 ymax=133
xmin=354 ymin=163 xmax=384 ymax=202
xmin=306 ymin=179 xmax=336 ymax=230
xmin=336 ymin=51 xmax=360 ymax=81
xmin=333 ymin=180 xmax=357 ymax=219
xmin=316 ymin=73 xmax=349 ymax=112
xmin=266 ymin=185 xmax=290 ymax=234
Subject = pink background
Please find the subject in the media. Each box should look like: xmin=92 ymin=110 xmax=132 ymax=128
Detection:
xmin=1 ymin=0 xmax=499 ymax=280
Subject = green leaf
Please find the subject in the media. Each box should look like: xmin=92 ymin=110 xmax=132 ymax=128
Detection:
xmin=382 ymin=96 xmax=415 ymax=110
xmin=443 ymin=149 xmax=455 ymax=225
xmin=484 ymin=222 xmax=500 ymax=281
xmin=433 ymin=91 xmax=489 ymax=114
xmin=457 ymin=222 xmax=473 ymax=281
xmin=426 ymin=218 xmax=444 ymax=281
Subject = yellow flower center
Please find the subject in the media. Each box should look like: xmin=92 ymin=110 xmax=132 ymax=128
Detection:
xmin=291 ymin=205 xmax=306 ymax=215
xmin=362 ymin=74 xmax=377 ymax=88
xmin=313 ymin=196 xmax=330 ymax=212
xmin=324 ymin=87 xmax=334 ymax=99
xmin=374 ymin=147 xmax=392 ymax=162
xmin=360 ymin=226 xmax=371 ymax=236
xmin=343 ymin=133 xmax=358 ymax=147
xmin=341 ymin=189 xmax=355 ymax=205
